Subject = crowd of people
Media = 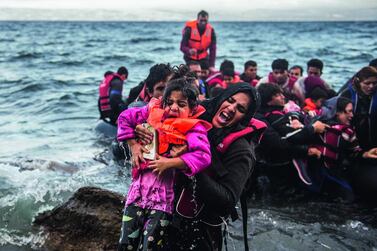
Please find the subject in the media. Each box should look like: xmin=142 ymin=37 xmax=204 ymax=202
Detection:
xmin=96 ymin=10 xmax=377 ymax=251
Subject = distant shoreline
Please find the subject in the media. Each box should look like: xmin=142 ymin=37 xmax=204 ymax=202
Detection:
xmin=1 ymin=20 xmax=376 ymax=22
xmin=1 ymin=7 xmax=376 ymax=22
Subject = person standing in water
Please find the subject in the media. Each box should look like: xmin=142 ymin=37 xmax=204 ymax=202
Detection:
xmin=181 ymin=10 xmax=217 ymax=73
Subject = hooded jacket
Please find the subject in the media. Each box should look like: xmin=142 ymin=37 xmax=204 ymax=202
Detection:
xmin=193 ymin=83 xmax=260 ymax=220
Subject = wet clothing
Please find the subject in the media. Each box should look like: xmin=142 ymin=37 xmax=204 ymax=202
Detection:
xmin=168 ymin=83 xmax=259 ymax=250
xmin=117 ymin=98 xmax=211 ymax=214
xmin=181 ymin=21 xmax=217 ymax=68
xmin=340 ymin=87 xmax=377 ymax=150
xmin=117 ymin=98 xmax=211 ymax=251
xmin=118 ymin=205 xmax=171 ymax=251
xmin=255 ymin=106 xmax=314 ymax=165
xmin=98 ymin=75 xmax=127 ymax=125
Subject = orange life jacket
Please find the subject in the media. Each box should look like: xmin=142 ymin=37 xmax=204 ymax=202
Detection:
xmin=147 ymin=98 xmax=212 ymax=154
xmin=184 ymin=20 xmax=213 ymax=60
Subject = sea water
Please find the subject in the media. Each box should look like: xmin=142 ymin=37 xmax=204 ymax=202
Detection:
xmin=0 ymin=21 xmax=376 ymax=250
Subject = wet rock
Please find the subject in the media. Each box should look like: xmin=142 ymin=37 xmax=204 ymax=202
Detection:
xmin=33 ymin=186 xmax=124 ymax=251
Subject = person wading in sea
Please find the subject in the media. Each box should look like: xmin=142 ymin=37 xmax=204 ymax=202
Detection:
xmin=180 ymin=10 xmax=217 ymax=73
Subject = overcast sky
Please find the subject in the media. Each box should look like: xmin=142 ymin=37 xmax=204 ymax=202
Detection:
xmin=0 ymin=0 xmax=376 ymax=21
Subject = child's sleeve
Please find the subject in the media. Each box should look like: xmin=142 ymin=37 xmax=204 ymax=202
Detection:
xmin=117 ymin=106 xmax=148 ymax=142
xmin=179 ymin=122 xmax=212 ymax=176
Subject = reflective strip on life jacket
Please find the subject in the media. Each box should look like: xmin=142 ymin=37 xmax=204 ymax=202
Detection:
xmin=317 ymin=124 xmax=355 ymax=168
xmin=217 ymin=118 xmax=267 ymax=153
xmin=185 ymin=20 xmax=213 ymax=60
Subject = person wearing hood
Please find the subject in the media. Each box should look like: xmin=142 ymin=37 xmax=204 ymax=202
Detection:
xmin=135 ymin=83 xmax=264 ymax=250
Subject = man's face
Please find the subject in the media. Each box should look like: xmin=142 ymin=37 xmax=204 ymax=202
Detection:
xmin=272 ymin=69 xmax=288 ymax=85
xmin=189 ymin=64 xmax=202 ymax=79
xmin=289 ymin=68 xmax=301 ymax=78
xmin=307 ymin=67 xmax=321 ymax=77
xmin=245 ymin=66 xmax=257 ymax=79
xmin=197 ymin=15 xmax=208 ymax=29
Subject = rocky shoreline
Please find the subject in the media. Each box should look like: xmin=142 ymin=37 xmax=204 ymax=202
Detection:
xmin=33 ymin=187 xmax=124 ymax=251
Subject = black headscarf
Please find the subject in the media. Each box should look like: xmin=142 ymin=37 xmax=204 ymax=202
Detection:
xmin=200 ymin=83 xmax=260 ymax=146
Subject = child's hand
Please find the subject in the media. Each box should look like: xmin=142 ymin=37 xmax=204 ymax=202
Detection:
xmin=170 ymin=144 xmax=188 ymax=157
xmin=135 ymin=124 xmax=154 ymax=145
xmin=148 ymin=155 xmax=172 ymax=176
xmin=128 ymin=140 xmax=149 ymax=168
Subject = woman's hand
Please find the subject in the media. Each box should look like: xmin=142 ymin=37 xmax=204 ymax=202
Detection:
xmin=127 ymin=139 xmax=149 ymax=168
xmin=289 ymin=117 xmax=304 ymax=129
xmin=308 ymin=147 xmax=321 ymax=159
xmin=135 ymin=124 xmax=154 ymax=145
xmin=362 ymin=148 xmax=377 ymax=159
xmin=312 ymin=121 xmax=329 ymax=134
xmin=148 ymin=155 xmax=172 ymax=176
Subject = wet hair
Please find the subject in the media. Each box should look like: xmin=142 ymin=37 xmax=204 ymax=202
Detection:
xmin=197 ymin=10 xmax=209 ymax=18
xmin=162 ymin=78 xmax=199 ymax=109
xmin=289 ymin=65 xmax=303 ymax=76
xmin=336 ymin=97 xmax=352 ymax=113
xmin=271 ymin=59 xmax=289 ymax=71
xmin=117 ymin=66 xmax=128 ymax=78
xmin=369 ymin=58 xmax=377 ymax=68
xmin=308 ymin=87 xmax=328 ymax=101
xmin=220 ymin=60 xmax=235 ymax=72
xmin=244 ymin=60 xmax=257 ymax=70
xmin=307 ymin=58 xmax=323 ymax=73
xmin=171 ymin=64 xmax=198 ymax=80
xmin=145 ymin=63 xmax=173 ymax=93
xmin=353 ymin=66 xmax=377 ymax=92
xmin=257 ymin=83 xmax=284 ymax=107
xmin=222 ymin=67 xmax=235 ymax=77
xmin=187 ymin=60 xmax=200 ymax=67
xmin=200 ymin=60 xmax=209 ymax=70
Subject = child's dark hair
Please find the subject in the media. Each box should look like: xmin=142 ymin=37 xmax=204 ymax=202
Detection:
xmin=336 ymin=97 xmax=352 ymax=113
xmin=222 ymin=67 xmax=235 ymax=77
xmin=308 ymin=87 xmax=328 ymax=101
xmin=145 ymin=63 xmax=173 ymax=93
xmin=162 ymin=78 xmax=199 ymax=109
xmin=171 ymin=64 xmax=197 ymax=80
xmin=220 ymin=60 xmax=235 ymax=72
xmin=257 ymin=83 xmax=284 ymax=107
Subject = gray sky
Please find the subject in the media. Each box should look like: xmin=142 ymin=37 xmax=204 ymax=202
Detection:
xmin=0 ymin=0 xmax=377 ymax=20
